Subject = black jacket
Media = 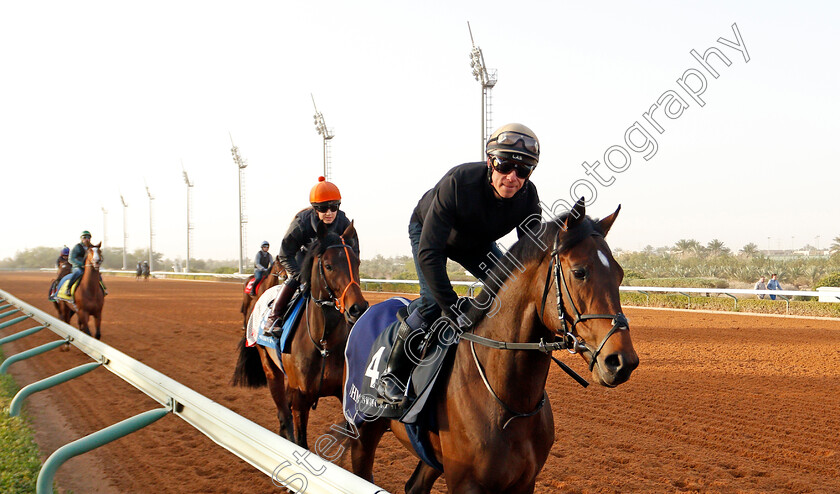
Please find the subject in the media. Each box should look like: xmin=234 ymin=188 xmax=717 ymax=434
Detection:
xmin=278 ymin=208 xmax=359 ymax=280
xmin=411 ymin=162 xmax=540 ymax=312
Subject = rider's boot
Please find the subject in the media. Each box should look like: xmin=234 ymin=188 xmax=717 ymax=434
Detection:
xmin=264 ymin=278 xmax=300 ymax=337
xmin=376 ymin=310 xmax=428 ymax=406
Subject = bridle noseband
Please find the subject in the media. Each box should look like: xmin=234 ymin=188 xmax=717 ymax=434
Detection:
xmin=540 ymin=233 xmax=629 ymax=372
xmin=311 ymin=237 xmax=359 ymax=314
xmin=460 ymin=230 xmax=630 ymax=429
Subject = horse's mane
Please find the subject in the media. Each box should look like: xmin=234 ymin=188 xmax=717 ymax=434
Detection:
xmin=461 ymin=212 xmax=604 ymax=329
xmin=300 ymin=231 xmax=344 ymax=286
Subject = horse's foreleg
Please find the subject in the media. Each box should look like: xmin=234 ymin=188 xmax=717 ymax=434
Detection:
xmin=288 ymin=388 xmax=313 ymax=450
xmin=77 ymin=310 xmax=91 ymax=336
xmin=406 ymin=460 xmax=443 ymax=494
xmin=349 ymin=419 xmax=389 ymax=484
xmin=93 ymin=311 xmax=102 ymax=340
xmin=258 ymin=349 xmax=294 ymax=441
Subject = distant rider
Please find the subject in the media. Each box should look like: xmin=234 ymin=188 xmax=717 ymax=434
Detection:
xmin=58 ymin=231 xmax=92 ymax=299
xmin=252 ymin=241 xmax=272 ymax=295
xmin=263 ymin=177 xmax=359 ymax=336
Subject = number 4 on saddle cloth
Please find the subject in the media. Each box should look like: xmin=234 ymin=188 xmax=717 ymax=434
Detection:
xmin=343 ymin=297 xmax=453 ymax=471
xmin=246 ymin=284 xmax=308 ymax=356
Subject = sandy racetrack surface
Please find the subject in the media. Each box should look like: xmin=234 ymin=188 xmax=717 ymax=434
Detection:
xmin=1 ymin=272 xmax=839 ymax=493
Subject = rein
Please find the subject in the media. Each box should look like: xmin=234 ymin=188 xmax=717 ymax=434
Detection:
xmin=459 ymin=231 xmax=629 ymax=428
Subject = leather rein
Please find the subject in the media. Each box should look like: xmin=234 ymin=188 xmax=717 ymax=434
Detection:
xmin=459 ymin=232 xmax=630 ymax=429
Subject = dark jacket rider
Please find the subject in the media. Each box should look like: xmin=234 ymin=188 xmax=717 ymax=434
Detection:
xmin=377 ymin=123 xmax=543 ymax=406
xmin=264 ymin=177 xmax=359 ymax=335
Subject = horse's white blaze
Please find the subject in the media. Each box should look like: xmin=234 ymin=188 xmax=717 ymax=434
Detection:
xmin=597 ymin=250 xmax=610 ymax=268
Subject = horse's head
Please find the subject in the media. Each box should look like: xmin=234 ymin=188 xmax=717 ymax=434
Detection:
xmin=304 ymin=221 xmax=368 ymax=324
xmin=86 ymin=242 xmax=103 ymax=270
xmin=271 ymin=255 xmax=287 ymax=281
xmin=542 ymin=199 xmax=638 ymax=387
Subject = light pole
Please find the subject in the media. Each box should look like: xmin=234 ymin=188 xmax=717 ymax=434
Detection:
xmin=145 ymin=182 xmax=154 ymax=272
xmin=101 ymin=206 xmax=107 ymax=247
xmin=468 ymin=22 xmax=497 ymax=160
xmin=312 ymin=94 xmax=335 ymax=181
xmin=182 ymin=164 xmax=194 ymax=273
xmin=230 ymin=133 xmax=248 ymax=274
xmin=120 ymin=194 xmax=128 ymax=270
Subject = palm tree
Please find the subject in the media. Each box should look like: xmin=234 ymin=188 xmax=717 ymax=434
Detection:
xmin=740 ymin=242 xmax=759 ymax=258
xmin=706 ymin=239 xmax=730 ymax=257
xmin=831 ymin=236 xmax=840 ymax=254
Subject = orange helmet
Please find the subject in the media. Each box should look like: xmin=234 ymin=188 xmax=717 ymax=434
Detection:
xmin=309 ymin=176 xmax=341 ymax=204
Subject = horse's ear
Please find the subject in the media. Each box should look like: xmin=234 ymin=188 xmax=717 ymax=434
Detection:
xmin=342 ymin=220 xmax=356 ymax=240
xmin=598 ymin=205 xmax=621 ymax=237
xmin=94 ymin=242 xmax=102 ymax=248
xmin=316 ymin=220 xmax=328 ymax=240
xmin=561 ymin=197 xmax=586 ymax=231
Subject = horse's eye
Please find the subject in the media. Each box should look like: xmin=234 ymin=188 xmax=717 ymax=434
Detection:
xmin=572 ymin=268 xmax=587 ymax=280
xmin=324 ymin=264 xmax=333 ymax=271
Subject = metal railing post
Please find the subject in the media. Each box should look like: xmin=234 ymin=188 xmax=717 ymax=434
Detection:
xmin=679 ymin=292 xmax=691 ymax=307
xmin=9 ymin=362 xmax=102 ymax=416
xmin=0 ymin=339 xmax=68 ymax=373
xmin=724 ymin=293 xmax=738 ymax=311
xmin=36 ymin=407 xmax=170 ymax=494
xmin=0 ymin=325 xmax=46 ymax=345
xmin=0 ymin=303 xmax=12 ymax=310
xmin=0 ymin=312 xmax=26 ymax=326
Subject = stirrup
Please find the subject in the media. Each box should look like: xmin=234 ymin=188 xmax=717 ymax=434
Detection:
xmin=376 ymin=372 xmax=410 ymax=406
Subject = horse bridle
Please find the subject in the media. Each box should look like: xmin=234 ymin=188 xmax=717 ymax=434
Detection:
xmin=459 ymin=231 xmax=630 ymax=428
xmin=311 ymin=237 xmax=359 ymax=314
xmin=539 ymin=233 xmax=630 ymax=372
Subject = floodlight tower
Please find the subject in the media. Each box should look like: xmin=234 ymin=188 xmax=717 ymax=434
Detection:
xmin=101 ymin=206 xmax=108 ymax=246
xmin=182 ymin=162 xmax=194 ymax=273
xmin=145 ymin=182 xmax=155 ymax=272
xmin=120 ymin=194 xmax=128 ymax=270
xmin=312 ymin=94 xmax=335 ymax=181
xmin=468 ymin=22 xmax=498 ymax=160
xmin=230 ymin=133 xmax=248 ymax=274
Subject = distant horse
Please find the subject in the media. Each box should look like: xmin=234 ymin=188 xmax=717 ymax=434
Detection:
xmin=233 ymin=222 xmax=368 ymax=448
xmin=142 ymin=262 xmax=150 ymax=281
xmin=239 ymin=256 xmax=287 ymax=330
xmin=343 ymin=200 xmax=639 ymax=493
xmin=51 ymin=260 xmax=72 ymax=317
xmin=58 ymin=243 xmax=106 ymax=339
xmin=135 ymin=263 xmax=142 ymax=281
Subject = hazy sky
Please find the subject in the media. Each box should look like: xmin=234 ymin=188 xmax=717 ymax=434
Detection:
xmin=2 ymin=1 xmax=837 ymax=265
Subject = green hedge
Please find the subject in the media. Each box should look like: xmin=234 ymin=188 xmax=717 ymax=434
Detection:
xmin=0 ymin=350 xmax=43 ymax=493
xmin=623 ymin=277 xmax=729 ymax=288
xmin=816 ymin=272 xmax=840 ymax=288
xmin=620 ymin=292 xmax=840 ymax=318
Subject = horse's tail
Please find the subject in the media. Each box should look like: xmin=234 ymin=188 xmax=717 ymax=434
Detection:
xmin=231 ymin=337 xmax=267 ymax=388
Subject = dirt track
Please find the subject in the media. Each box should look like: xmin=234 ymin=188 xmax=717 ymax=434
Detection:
xmin=1 ymin=272 xmax=839 ymax=493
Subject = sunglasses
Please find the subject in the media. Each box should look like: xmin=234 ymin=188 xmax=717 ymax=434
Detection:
xmin=491 ymin=157 xmax=536 ymax=179
xmin=313 ymin=201 xmax=340 ymax=213
xmin=491 ymin=132 xmax=539 ymax=154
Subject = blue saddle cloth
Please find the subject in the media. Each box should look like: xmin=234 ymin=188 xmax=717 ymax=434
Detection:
xmin=254 ymin=291 xmax=307 ymax=356
xmin=343 ymin=296 xmax=446 ymax=471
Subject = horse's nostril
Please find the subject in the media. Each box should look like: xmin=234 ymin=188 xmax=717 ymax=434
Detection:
xmin=604 ymin=353 xmax=622 ymax=374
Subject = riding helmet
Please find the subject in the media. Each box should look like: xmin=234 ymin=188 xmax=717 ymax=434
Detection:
xmin=61 ymin=247 xmax=70 ymax=256
xmin=261 ymin=241 xmax=270 ymax=248
xmin=80 ymin=230 xmax=92 ymax=239
xmin=486 ymin=123 xmax=540 ymax=166
xmin=309 ymin=176 xmax=341 ymax=205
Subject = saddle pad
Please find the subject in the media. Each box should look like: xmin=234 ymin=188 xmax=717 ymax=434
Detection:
xmin=246 ymin=285 xmax=282 ymax=347
xmin=244 ymin=278 xmax=256 ymax=294
xmin=343 ymin=297 xmax=410 ymax=426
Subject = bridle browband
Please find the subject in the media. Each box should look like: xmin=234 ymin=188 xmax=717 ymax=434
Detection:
xmin=458 ymin=228 xmax=630 ymax=429
xmin=311 ymin=237 xmax=360 ymax=314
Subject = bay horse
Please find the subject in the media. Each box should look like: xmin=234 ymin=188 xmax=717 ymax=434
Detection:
xmin=239 ymin=256 xmax=287 ymax=330
xmin=51 ymin=259 xmax=72 ymax=317
xmin=58 ymin=243 xmax=106 ymax=339
xmin=344 ymin=200 xmax=638 ymax=493
xmin=233 ymin=222 xmax=369 ymax=448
